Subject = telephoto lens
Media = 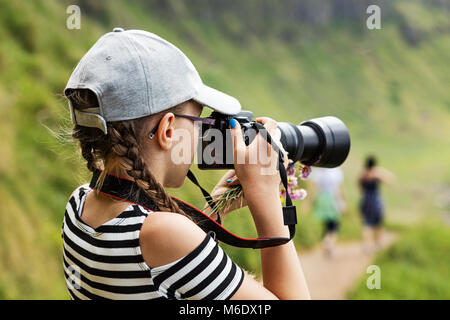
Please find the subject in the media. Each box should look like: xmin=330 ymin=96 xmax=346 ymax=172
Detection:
xmin=278 ymin=116 xmax=351 ymax=168
xmin=197 ymin=111 xmax=350 ymax=169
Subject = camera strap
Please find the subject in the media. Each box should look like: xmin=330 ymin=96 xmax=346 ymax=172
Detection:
xmin=88 ymin=125 xmax=297 ymax=249
xmin=186 ymin=121 xmax=298 ymax=248
xmin=250 ymin=122 xmax=298 ymax=239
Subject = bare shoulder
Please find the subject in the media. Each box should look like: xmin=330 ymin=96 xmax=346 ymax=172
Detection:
xmin=139 ymin=211 xmax=207 ymax=268
xmin=375 ymin=167 xmax=395 ymax=183
xmin=69 ymin=184 xmax=89 ymax=200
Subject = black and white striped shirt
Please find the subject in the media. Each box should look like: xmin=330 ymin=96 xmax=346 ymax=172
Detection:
xmin=62 ymin=184 xmax=244 ymax=300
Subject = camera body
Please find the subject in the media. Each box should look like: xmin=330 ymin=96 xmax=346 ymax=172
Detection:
xmin=197 ymin=110 xmax=351 ymax=170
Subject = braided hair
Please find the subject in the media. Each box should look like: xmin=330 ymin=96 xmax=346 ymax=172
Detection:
xmin=67 ymin=89 xmax=187 ymax=217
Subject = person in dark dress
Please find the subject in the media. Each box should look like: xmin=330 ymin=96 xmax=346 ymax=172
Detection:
xmin=358 ymin=156 xmax=395 ymax=252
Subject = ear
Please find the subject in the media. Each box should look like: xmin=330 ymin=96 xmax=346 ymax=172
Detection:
xmin=155 ymin=112 xmax=175 ymax=151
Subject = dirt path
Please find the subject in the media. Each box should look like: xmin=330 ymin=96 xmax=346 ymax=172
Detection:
xmin=298 ymin=231 xmax=397 ymax=300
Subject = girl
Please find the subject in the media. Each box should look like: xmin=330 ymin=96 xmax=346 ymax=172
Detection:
xmin=62 ymin=28 xmax=310 ymax=300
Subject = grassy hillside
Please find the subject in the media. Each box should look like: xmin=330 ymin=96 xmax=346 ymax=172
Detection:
xmin=0 ymin=0 xmax=449 ymax=299
xmin=348 ymin=222 xmax=450 ymax=299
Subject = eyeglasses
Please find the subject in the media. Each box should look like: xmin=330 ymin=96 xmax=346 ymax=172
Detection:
xmin=148 ymin=113 xmax=216 ymax=139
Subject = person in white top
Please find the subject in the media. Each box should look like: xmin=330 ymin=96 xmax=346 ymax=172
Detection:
xmin=309 ymin=167 xmax=346 ymax=257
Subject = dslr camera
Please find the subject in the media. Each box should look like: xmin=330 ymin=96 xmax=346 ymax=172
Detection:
xmin=197 ymin=111 xmax=350 ymax=169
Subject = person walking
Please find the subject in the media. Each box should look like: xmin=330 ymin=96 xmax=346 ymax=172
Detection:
xmin=358 ymin=155 xmax=395 ymax=253
xmin=310 ymin=167 xmax=346 ymax=258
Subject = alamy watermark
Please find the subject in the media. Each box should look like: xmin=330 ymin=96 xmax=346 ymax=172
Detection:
xmin=170 ymin=124 xmax=282 ymax=176
xmin=366 ymin=5 xmax=381 ymax=30
xmin=366 ymin=265 xmax=381 ymax=290
xmin=66 ymin=5 xmax=381 ymax=31
xmin=66 ymin=5 xmax=81 ymax=30
xmin=66 ymin=265 xmax=81 ymax=290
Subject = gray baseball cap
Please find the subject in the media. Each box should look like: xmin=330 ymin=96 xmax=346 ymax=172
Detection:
xmin=65 ymin=27 xmax=241 ymax=134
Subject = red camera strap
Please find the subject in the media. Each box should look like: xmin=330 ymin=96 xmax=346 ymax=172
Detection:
xmin=89 ymin=166 xmax=297 ymax=249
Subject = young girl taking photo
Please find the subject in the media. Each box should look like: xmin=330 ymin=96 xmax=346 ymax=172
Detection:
xmin=62 ymin=28 xmax=310 ymax=300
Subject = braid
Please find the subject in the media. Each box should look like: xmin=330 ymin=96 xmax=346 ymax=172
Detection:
xmin=68 ymin=89 xmax=105 ymax=173
xmin=108 ymin=121 xmax=187 ymax=216
xmin=80 ymin=141 xmax=96 ymax=172
xmin=72 ymin=126 xmax=102 ymax=173
xmin=67 ymin=88 xmax=188 ymax=217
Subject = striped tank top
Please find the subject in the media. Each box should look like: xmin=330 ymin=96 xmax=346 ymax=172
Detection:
xmin=62 ymin=184 xmax=244 ymax=300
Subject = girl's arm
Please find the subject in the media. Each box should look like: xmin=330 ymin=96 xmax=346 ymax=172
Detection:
xmin=228 ymin=117 xmax=310 ymax=299
xmin=232 ymin=186 xmax=310 ymax=299
xmin=140 ymin=208 xmax=307 ymax=300
xmin=140 ymin=117 xmax=310 ymax=300
xmin=140 ymin=211 xmax=278 ymax=299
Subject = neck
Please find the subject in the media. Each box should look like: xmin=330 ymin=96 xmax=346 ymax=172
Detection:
xmin=105 ymin=156 xmax=168 ymax=187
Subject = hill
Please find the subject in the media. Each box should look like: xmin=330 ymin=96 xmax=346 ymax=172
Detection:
xmin=0 ymin=0 xmax=449 ymax=298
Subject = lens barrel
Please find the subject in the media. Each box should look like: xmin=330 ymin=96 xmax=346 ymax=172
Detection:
xmin=278 ymin=116 xmax=350 ymax=168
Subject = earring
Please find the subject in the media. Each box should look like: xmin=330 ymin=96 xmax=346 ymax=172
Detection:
xmin=148 ymin=118 xmax=162 ymax=140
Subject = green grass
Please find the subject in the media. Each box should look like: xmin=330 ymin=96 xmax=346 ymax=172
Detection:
xmin=348 ymin=222 xmax=450 ymax=299
xmin=0 ymin=0 xmax=449 ymax=299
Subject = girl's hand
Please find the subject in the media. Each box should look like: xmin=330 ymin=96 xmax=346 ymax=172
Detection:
xmin=202 ymin=170 xmax=247 ymax=219
xmin=230 ymin=117 xmax=288 ymax=197
xmin=230 ymin=117 xmax=291 ymax=238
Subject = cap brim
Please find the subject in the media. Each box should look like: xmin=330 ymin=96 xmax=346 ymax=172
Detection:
xmin=193 ymin=84 xmax=241 ymax=115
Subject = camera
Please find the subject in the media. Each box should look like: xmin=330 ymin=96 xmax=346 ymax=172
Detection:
xmin=197 ymin=110 xmax=350 ymax=170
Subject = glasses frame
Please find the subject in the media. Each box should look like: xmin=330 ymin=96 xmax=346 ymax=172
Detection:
xmin=148 ymin=113 xmax=217 ymax=139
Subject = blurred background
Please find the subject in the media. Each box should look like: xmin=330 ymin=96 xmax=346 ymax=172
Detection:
xmin=0 ymin=0 xmax=449 ymax=299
